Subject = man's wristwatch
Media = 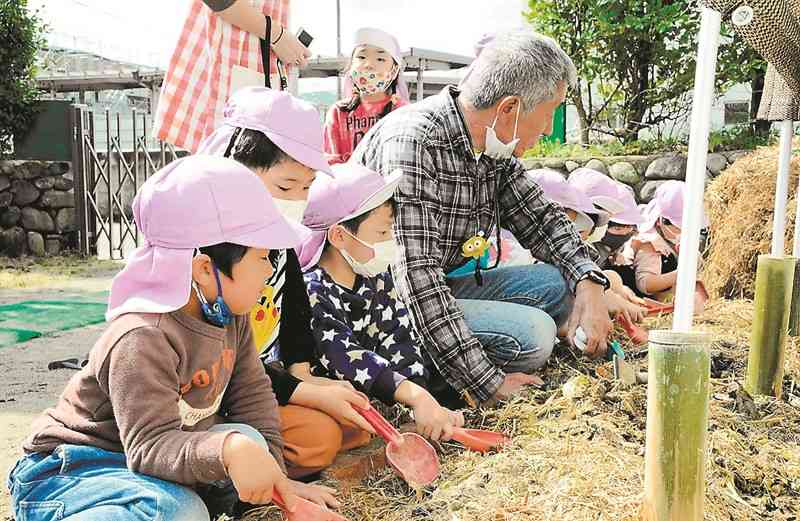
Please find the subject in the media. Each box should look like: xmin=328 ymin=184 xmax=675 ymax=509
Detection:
xmin=578 ymin=270 xmax=611 ymax=291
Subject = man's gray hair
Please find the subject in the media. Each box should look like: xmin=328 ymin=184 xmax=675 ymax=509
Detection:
xmin=461 ymin=28 xmax=577 ymax=112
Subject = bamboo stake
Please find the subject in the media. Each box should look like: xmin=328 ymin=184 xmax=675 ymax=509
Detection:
xmin=641 ymin=330 xmax=711 ymax=521
xmin=746 ymin=255 xmax=796 ymax=398
xmin=788 ymin=261 xmax=800 ymax=336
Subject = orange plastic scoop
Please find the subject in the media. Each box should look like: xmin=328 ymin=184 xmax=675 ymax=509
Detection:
xmin=273 ymin=491 xmax=348 ymax=521
xmin=353 ymin=403 xmax=440 ymax=487
xmin=451 ymin=428 xmax=510 ymax=453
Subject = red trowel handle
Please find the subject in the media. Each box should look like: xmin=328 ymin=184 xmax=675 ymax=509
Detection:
xmin=352 ymin=404 xmax=402 ymax=444
xmin=273 ymin=491 xmax=349 ymax=521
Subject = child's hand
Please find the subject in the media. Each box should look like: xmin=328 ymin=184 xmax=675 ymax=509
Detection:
xmin=606 ymin=292 xmax=646 ymax=323
xmin=289 ymin=480 xmax=341 ymax=509
xmin=291 ymin=383 xmax=375 ymax=434
xmin=223 ymin=433 xmax=296 ymax=509
xmin=447 ymin=408 xmax=466 ymax=428
xmin=411 ymin=392 xmax=457 ymax=442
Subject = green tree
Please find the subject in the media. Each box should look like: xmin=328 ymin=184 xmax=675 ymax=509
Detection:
xmin=526 ymin=0 xmax=765 ymax=144
xmin=0 ymin=0 xmax=45 ymax=155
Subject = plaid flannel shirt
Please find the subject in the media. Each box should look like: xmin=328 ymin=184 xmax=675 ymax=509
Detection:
xmin=352 ymin=86 xmax=598 ymax=402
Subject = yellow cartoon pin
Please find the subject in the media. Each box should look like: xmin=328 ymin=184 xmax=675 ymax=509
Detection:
xmin=250 ymin=285 xmax=281 ymax=354
xmin=461 ymin=231 xmax=490 ymax=260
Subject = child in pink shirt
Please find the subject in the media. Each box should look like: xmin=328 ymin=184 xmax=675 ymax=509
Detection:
xmin=323 ymin=28 xmax=409 ymax=165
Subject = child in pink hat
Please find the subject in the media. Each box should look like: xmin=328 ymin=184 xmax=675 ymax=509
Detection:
xmin=299 ymin=161 xmax=466 ymax=440
xmin=197 ymin=87 xmax=376 ymax=480
xmin=323 ymin=28 xmax=410 ymax=165
xmin=7 ymin=156 xmax=350 ymax=521
xmin=529 ymin=168 xmax=649 ymax=323
xmin=619 ymin=180 xmax=708 ymax=302
xmin=567 ymin=168 xmax=647 ymax=306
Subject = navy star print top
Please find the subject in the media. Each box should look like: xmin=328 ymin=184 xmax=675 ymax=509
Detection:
xmin=304 ymin=268 xmax=429 ymax=404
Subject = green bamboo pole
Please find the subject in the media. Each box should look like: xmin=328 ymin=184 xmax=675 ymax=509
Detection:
xmin=788 ymin=260 xmax=800 ymax=337
xmin=641 ymin=330 xmax=711 ymax=521
xmin=746 ymin=255 xmax=796 ymax=398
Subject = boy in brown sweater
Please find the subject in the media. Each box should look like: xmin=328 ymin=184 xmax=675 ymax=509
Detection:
xmin=6 ymin=156 xmax=339 ymax=521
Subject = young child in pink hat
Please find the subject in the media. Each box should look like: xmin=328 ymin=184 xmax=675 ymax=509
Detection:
xmin=197 ymin=87 xmax=375 ymax=480
xmin=528 ymin=169 xmax=647 ymax=324
xmin=6 ymin=156 xmax=346 ymax=521
xmin=567 ymin=167 xmax=648 ymax=305
xmin=298 ymin=162 xmax=465 ymax=440
xmin=619 ymin=180 xmax=707 ymax=305
xmin=323 ymin=28 xmax=410 ymax=165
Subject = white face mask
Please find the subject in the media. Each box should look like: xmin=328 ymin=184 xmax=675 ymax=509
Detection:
xmin=273 ymin=198 xmax=307 ymax=224
xmin=340 ymin=229 xmax=399 ymax=278
xmin=587 ymin=224 xmax=608 ymax=244
xmin=484 ymin=103 xmax=521 ymax=160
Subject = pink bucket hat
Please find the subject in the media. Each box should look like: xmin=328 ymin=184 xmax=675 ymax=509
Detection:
xmin=527 ymin=169 xmax=609 ymax=232
xmin=106 ymin=155 xmax=310 ymax=321
xmin=568 ymin=168 xmax=644 ymax=225
xmin=298 ymin=162 xmax=402 ymax=271
xmin=196 ymin=87 xmax=333 ymax=176
xmin=344 ymin=28 xmax=409 ymax=103
xmin=640 ymin=180 xmax=708 ymax=232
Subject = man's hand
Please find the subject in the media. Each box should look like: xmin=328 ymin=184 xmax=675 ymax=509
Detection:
xmin=606 ymin=291 xmax=646 ymax=323
xmin=492 ymin=372 xmax=544 ymax=402
xmin=568 ymin=278 xmax=613 ymax=359
xmin=290 ymin=383 xmax=375 ymax=434
xmin=223 ymin=433 xmax=295 ymax=509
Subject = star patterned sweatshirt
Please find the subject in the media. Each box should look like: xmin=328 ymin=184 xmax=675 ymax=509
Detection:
xmin=304 ymin=267 xmax=428 ymax=403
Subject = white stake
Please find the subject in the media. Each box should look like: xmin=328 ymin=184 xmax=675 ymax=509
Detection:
xmin=672 ymin=8 xmax=722 ymax=332
xmin=772 ymin=121 xmax=794 ymax=256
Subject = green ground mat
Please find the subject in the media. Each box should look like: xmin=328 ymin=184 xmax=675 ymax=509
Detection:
xmin=0 ymin=298 xmax=108 ymax=349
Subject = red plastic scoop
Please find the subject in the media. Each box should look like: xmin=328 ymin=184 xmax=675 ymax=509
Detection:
xmin=353 ymin=404 xmax=440 ymax=487
xmin=273 ymin=491 xmax=348 ymax=521
xmin=616 ymin=313 xmax=649 ymax=345
xmin=451 ymin=428 xmax=510 ymax=453
xmin=643 ymin=298 xmax=674 ymax=316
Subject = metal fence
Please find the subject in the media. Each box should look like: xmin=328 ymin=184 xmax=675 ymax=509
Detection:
xmin=71 ymin=106 xmax=183 ymax=259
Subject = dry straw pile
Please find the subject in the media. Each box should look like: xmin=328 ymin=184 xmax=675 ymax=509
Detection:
xmin=241 ymin=300 xmax=800 ymax=521
xmin=703 ymin=143 xmax=800 ymax=299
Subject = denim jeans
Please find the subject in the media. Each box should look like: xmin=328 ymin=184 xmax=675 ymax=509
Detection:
xmin=447 ymin=263 xmax=571 ymax=373
xmin=6 ymin=423 xmax=265 ymax=521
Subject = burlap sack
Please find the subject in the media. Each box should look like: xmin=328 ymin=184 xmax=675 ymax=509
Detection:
xmin=702 ymin=0 xmax=800 ymax=95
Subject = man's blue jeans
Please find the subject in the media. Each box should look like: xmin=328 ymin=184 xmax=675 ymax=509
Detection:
xmin=447 ymin=263 xmax=571 ymax=373
xmin=6 ymin=423 xmax=265 ymax=521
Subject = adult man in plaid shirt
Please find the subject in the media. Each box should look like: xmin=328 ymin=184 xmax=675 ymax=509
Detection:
xmin=353 ymin=29 xmax=612 ymax=406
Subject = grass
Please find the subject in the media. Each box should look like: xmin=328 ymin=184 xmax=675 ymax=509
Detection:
xmin=0 ymin=255 xmax=122 ymax=289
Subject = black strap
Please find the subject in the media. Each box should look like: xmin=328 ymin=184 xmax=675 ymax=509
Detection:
xmin=259 ymin=16 xmax=272 ymax=89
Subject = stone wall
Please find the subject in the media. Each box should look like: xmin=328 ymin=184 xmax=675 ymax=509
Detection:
xmin=521 ymin=149 xmax=751 ymax=203
xmin=0 ymin=161 xmax=76 ymax=257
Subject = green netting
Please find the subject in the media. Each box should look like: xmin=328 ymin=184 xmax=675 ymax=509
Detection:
xmin=0 ymin=298 xmax=108 ymax=349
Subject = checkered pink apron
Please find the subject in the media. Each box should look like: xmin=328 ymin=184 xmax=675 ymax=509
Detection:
xmin=154 ymin=0 xmax=290 ymax=152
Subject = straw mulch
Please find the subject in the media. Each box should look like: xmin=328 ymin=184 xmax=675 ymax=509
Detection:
xmin=239 ymin=299 xmax=800 ymax=521
xmin=704 ymin=143 xmax=800 ymax=299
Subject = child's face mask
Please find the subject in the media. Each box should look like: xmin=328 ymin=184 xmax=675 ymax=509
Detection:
xmin=340 ymin=229 xmax=399 ymax=278
xmin=256 ymin=160 xmax=316 ymax=224
xmin=350 ymin=45 xmax=398 ymax=96
xmin=658 ymin=219 xmax=681 ymax=246
xmin=273 ymin=199 xmax=307 ymax=224
xmin=192 ymin=263 xmax=233 ymax=327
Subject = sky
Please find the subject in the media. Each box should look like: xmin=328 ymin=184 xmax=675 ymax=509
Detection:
xmin=29 ymin=0 xmax=530 ymax=70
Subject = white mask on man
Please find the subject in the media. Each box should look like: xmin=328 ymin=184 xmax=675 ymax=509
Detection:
xmin=340 ymin=229 xmax=399 ymax=278
xmin=484 ymin=103 xmax=521 ymax=160
xmin=273 ymin=199 xmax=308 ymax=224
